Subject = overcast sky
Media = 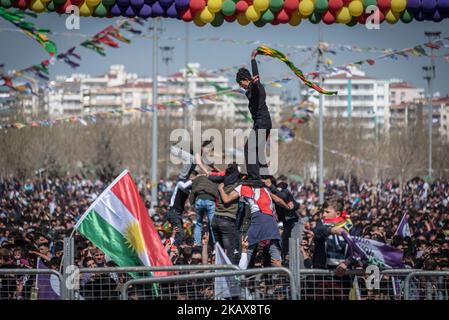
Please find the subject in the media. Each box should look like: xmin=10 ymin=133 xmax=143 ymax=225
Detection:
xmin=1 ymin=14 xmax=449 ymax=97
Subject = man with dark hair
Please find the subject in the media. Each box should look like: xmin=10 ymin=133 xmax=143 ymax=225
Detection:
xmin=236 ymin=50 xmax=272 ymax=181
xmin=218 ymin=177 xmax=290 ymax=268
xmin=312 ymin=198 xmax=353 ymax=272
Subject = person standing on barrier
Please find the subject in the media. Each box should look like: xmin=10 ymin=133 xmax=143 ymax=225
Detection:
xmin=164 ymin=171 xmax=197 ymax=246
xmin=189 ymin=172 xmax=219 ymax=247
xmin=217 ymin=176 xmax=290 ymax=268
xmin=236 ymin=50 xmax=272 ymax=182
xmin=208 ymin=164 xmax=241 ymax=263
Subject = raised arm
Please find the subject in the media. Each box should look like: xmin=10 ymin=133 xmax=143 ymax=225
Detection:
xmin=270 ymin=192 xmax=291 ymax=210
xmin=218 ymin=183 xmax=240 ymax=204
xmin=251 ymin=49 xmax=259 ymax=77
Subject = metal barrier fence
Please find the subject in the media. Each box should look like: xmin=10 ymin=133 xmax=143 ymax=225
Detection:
xmin=404 ymin=271 xmax=449 ymax=300
xmin=0 ymin=269 xmax=64 ymax=300
xmin=298 ymin=269 xmax=417 ymax=300
xmin=73 ymin=265 xmax=240 ymax=300
xmin=2 ymin=267 xmax=448 ymax=300
xmin=120 ymin=267 xmax=297 ymax=300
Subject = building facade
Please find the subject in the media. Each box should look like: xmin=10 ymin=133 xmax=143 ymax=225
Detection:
xmin=46 ymin=64 xmax=283 ymax=129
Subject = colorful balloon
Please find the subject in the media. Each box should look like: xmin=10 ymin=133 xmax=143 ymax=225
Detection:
xmin=110 ymin=3 xmax=122 ymax=15
xmin=159 ymin=0 xmax=173 ymax=8
xmin=336 ymin=6 xmax=351 ymax=22
xmin=289 ymin=10 xmax=301 ymax=24
xmin=276 ymin=8 xmax=291 ymax=22
xmin=235 ymin=0 xmax=248 ymax=13
xmin=80 ymin=2 xmax=94 ymax=16
xmin=86 ymin=0 xmax=101 ymax=6
xmin=284 ymin=0 xmax=299 ymax=12
xmin=299 ymin=0 xmax=314 ymax=16
xmin=385 ymin=8 xmax=400 ymax=22
xmin=309 ymin=11 xmax=321 ymax=22
xmin=30 ymin=0 xmax=46 ymax=12
xmin=139 ymin=3 xmax=153 ymax=17
xmin=348 ymin=0 xmax=363 ymax=16
xmin=222 ymin=0 xmax=236 ymax=15
xmin=346 ymin=16 xmax=358 ymax=24
xmin=166 ymin=2 xmax=178 ymax=17
xmin=422 ymin=0 xmax=437 ymax=13
xmin=193 ymin=12 xmax=207 ymax=25
xmin=314 ymin=0 xmax=329 ymax=13
xmin=262 ymin=8 xmax=275 ymax=21
xmin=94 ymin=3 xmax=108 ymax=16
xmin=211 ymin=11 xmax=225 ymax=25
xmin=269 ymin=0 xmax=284 ymax=12
xmin=322 ymin=9 xmax=335 ymax=23
xmin=246 ymin=5 xmax=261 ymax=20
xmin=254 ymin=0 xmax=270 ymax=11
xmin=439 ymin=0 xmax=449 ymax=12
xmin=181 ymin=7 xmax=194 ymax=20
xmin=207 ymin=0 xmax=223 ymax=12
xmin=399 ymin=8 xmax=413 ymax=21
xmin=328 ymin=0 xmax=343 ymax=12
xmin=362 ymin=0 xmax=377 ymax=8
xmin=199 ymin=6 xmax=215 ymax=22
xmin=377 ymin=0 xmax=390 ymax=11
xmin=237 ymin=12 xmax=251 ymax=24
xmin=190 ymin=0 xmax=206 ymax=12
xmin=224 ymin=13 xmax=237 ymax=21
xmin=175 ymin=0 xmax=190 ymax=10
xmin=254 ymin=19 xmax=267 ymax=26
xmin=391 ymin=0 xmax=406 ymax=12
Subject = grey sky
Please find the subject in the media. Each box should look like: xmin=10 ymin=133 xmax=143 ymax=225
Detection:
xmin=1 ymin=14 xmax=449 ymax=96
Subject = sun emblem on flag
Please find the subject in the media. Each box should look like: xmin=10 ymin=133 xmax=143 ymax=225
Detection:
xmin=124 ymin=222 xmax=145 ymax=254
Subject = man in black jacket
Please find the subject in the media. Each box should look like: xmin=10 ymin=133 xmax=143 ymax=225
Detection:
xmin=236 ymin=49 xmax=272 ymax=181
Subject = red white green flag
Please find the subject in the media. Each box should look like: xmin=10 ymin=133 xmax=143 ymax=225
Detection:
xmin=74 ymin=170 xmax=172 ymax=276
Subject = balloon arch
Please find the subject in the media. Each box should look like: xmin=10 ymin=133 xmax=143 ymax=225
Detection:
xmin=0 ymin=0 xmax=448 ymax=26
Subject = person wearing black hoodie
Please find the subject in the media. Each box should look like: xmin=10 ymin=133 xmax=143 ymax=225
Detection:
xmin=236 ymin=50 xmax=272 ymax=181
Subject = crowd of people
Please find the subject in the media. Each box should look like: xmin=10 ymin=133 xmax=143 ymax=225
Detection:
xmin=1 ymin=168 xmax=449 ymax=298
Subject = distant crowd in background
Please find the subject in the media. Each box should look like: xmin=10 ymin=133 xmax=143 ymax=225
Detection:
xmin=1 ymin=172 xmax=449 ymax=274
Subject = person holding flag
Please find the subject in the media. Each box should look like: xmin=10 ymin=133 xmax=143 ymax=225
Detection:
xmin=235 ymin=50 xmax=272 ymax=182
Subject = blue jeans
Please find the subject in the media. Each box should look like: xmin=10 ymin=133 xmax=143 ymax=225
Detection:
xmin=194 ymin=198 xmax=216 ymax=245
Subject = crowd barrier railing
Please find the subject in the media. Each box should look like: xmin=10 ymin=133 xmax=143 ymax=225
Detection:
xmin=72 ymin=265 xmax=240 ymax=300
xmin=297 ymin=268 xmax=419 ymax=300
xmin=0 ymin=268 xmax=64 ymax=300
xmin=404 ymin=271 xmax=449 ymax=300
xmin=3 ymin=267 xmax=448 ymax=300
xmin=120 ymin=267 xmax=297 ymax=300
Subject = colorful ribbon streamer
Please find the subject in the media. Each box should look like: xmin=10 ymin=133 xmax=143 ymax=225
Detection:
xmin=256 ymin=45 xmax=337 ymax=96
xmin=0 ymin=8 xmax=57 ymax=57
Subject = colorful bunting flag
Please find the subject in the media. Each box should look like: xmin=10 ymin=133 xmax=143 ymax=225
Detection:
xmin=256 ymin=45 xmax=337 ymax=95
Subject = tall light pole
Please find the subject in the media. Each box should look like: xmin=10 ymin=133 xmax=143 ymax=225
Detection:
xmin=160 ymin=45 xmax=174 ymax=179
xmin=184 ymin=24 xmax=190 ymax=130
xmin=423 ymin=31 xmax=440 ymax=181
xmin=318 ymin=29 xmax=324 ymax=205
xmin=150 ymin=18 xmax=160 ymax=210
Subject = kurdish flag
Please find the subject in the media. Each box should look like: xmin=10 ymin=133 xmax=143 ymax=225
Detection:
xmin=74 ymin=170 xmax=172 ymax=276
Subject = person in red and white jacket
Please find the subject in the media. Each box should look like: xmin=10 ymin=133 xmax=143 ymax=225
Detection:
xmin=218 ymin=176 xmax=290 ymax=268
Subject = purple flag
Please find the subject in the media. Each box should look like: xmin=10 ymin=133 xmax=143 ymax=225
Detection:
xmin=395 ymin=212 xmax=411 ymax=238
xmin=36 ymin=259 xmax=60 ymax=300
xmin=342 ymin=232 xmax=405 ymax=269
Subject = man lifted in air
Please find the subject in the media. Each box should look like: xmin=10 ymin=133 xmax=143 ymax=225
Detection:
xmin=236 ymin=49 xmax=272 ymax=182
